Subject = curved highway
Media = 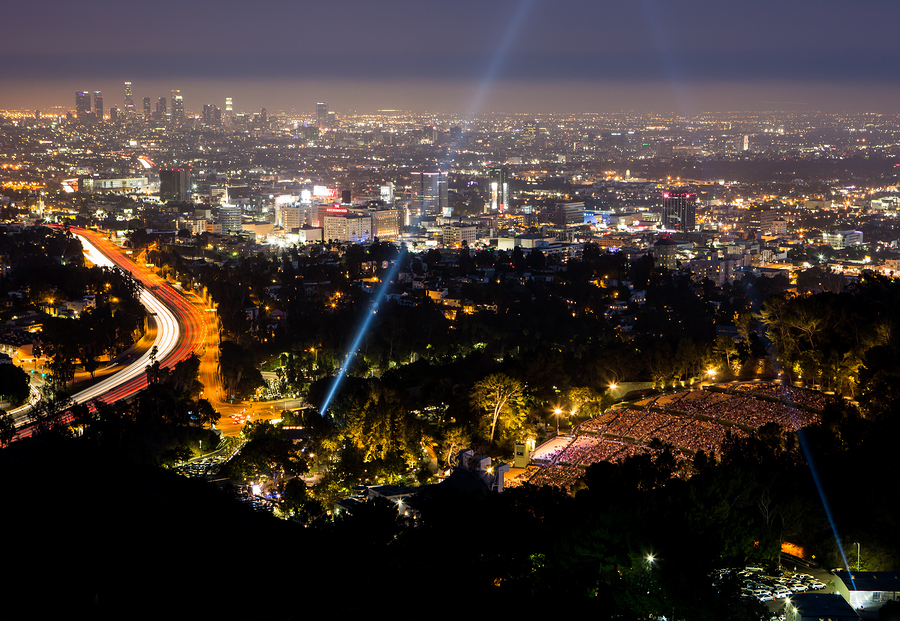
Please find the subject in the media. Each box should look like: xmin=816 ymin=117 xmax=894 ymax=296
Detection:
xmin=68 ymin=232 xmax=182 ymax=404
xmin=11 ymin=227 xmax=206 ymax=435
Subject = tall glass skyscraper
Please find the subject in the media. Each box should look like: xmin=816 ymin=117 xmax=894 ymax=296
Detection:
xmin=124 ymin=82 xmax=134 ymax=111
xmin=411 ymin=171 xmax=448 ymax=216
xmin=661 ymin=190 xmax=697 ymax=231
xmin=75 ymin=91 xmax=91 ymax=118
xmin=171 ymin=90 xmax=184 ymax=122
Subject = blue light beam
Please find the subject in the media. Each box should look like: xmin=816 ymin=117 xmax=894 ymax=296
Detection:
xmin=318 ymin=259 xmax=402 ymax=417
xmin=466 ymin=0 xmax=538 ymax=121
xmin=794 ymin=422 xmax=856 ymax=588
xmin=441 ymin=0 xmax=538 ymax=170
xmin=321 ymin=1 xmax=537 ymax=416
xmin=637 ymin=0 xmax=695 ymax=116
xmin=772 ymin=371 xmax=856 ymax=587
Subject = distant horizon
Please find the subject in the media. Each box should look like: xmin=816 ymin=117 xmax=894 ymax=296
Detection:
xmin=4 ymin=78 xmax=900 ymax=118
xmin=4 ymin=0 xmax=897 ymax=117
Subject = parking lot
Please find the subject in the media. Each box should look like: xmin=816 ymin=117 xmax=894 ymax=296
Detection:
xmin=711 ymin=565 xmax=834 ymax=618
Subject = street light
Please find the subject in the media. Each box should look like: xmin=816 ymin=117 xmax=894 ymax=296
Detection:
xmin=554 ymin=408 xmax=562 ymax=435
xmin=856 ymin=542 xmax=860 ymax=572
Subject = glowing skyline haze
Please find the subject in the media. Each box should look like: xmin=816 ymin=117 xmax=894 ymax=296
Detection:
xmin=2 ymin=0 xmax=898 ymax=114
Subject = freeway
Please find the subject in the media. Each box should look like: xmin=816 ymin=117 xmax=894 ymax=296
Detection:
xmin=67 ymin=232 xmax=182 ymax=404
xmin=70 ymin=227 xmax=206 ymax=402
xmin=11 ymin=227 xmax=205 ymax=434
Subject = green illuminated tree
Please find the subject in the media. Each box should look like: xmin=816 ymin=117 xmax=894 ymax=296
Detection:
xmin=471 ymin=373 xmax=525 ymax=444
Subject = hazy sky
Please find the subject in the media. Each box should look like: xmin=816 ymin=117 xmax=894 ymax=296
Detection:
xmin=3 ymin=0 xmax=899 ymax=114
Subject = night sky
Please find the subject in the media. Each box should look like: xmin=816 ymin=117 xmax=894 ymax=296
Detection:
xmin=3 ymin=0 xmax=899 ymax=114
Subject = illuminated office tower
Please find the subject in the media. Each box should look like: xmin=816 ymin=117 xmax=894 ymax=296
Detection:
xmin=143 ymin=97 xmax=151 ymax=119
xmin=411 ymin=171 xmax=448 ymax=216
xmin=93 ymin=91 xmax=103 ymax=120
xmin=380 ymin=182 xmax=394 ymax=204
xmin=661 ymin=190 xmax=697 ymax=231
xmin=160 ymin=167 xmax=192 ymax=202
xmin=521 ymin=121 xmax=538 ymax=146
xmin=124 ymin=82 xmax=134 ymax=111
xmin=316 ymin=102 xmax=329 ymax=129
xmin=203 ymin=104 xmax=221 ymax=126
xmin=218 ymin=203 xmax=242 ymax=234
xmin=225 ymin=96 xmax=233 ymax=125
xmin=488 ymin=167 xmax=510 ymax=212
xmin=156 ymin=97 xmax=167 ymax=122
xmin=171 ymin=90 xmax=184 ymax=122
xmin=75 ymin=91 xmax=91 ymax=118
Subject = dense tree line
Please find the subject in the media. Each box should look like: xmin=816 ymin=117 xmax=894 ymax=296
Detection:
xmin=758 ymin=272 xmax=900 ymax=395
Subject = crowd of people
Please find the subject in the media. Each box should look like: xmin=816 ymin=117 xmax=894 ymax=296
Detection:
xmin=735 ymin=382 xmax=830 ymax=411
xmin=556 ymin=437 xmax=627 ymax=466
xmin=577 ymin=405 xmax=746 ymax=451
xmin=526 ymin=464 xmax=584 ymax=492
xmin=520 ymin=382 xmax=835 ymax=490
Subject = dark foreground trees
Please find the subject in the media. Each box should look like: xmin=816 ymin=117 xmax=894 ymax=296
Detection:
xmin=0 ymin=363 xmax=30 ymax=406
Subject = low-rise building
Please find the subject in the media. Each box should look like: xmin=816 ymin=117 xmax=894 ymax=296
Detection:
xmin=785 ymin=592 xmax=859 ymax=621
xmin=833 ymin=570 xmax=900 ymax=618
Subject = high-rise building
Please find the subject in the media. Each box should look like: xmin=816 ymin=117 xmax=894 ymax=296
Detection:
xmin=367 ymin=206 xmax=401 ymax=241
xmin=224 ymin=97 xmax=233 ymax=126
xmin=75 ymin=91 xmax=91 ymax=118
xmin=316 ymin=102 xmax=328 ymax=129
xmin=171 ymin=90 xmax=184 ymax=122
xmin=124 ymin=82 xmax=134 ymax=111
xmin=521 ymin=121 xmax=538 ymax=147
xmin=203 ymin=104 xmax=221 ymax=126
xmin=411 ymin=171 xmax=448 ymax=216
xmin=652 ymin=236 xmax=679 ymax=270
xmin=93 ymin=91 xmax=103 ymax=120
xmin=661 ymin=190 xmax=697 ymax=231
xmin=488 ymin=167 xmax=510 ymax=212
xmin=156 ymin=97 xmax=167 ymax=122
xmin=159 ymin=167 xmax=192 ymax=202
xmin=380 ymin=182 xmax=394 ymax=204
xmin=218 ymin=203 xmax=243 ymax=234
xmin=554 ymin=202 xmax=585 ymax=227
xmin=281 ymin=205 xmax=303 ymax=232
xmin=323 ymin=208 xmax=372 ymax=242
xmin=142 ymin=97 xmax=151 ymax=119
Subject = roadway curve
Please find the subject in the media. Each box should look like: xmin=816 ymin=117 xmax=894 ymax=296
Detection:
xmin=70 ymin=227 xmax=205 ymax=403
xmin=11 ymin=227 xmax=206 ymax=434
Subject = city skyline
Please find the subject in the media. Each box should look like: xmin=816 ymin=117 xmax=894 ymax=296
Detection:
xmin=2 ymin=0 xmax=899 ymax=114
